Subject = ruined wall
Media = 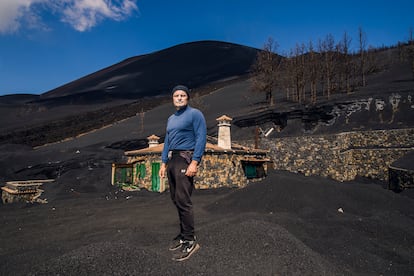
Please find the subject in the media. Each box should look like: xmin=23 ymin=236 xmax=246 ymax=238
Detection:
xmin=240 ymin=128 xmax=414 ymax=182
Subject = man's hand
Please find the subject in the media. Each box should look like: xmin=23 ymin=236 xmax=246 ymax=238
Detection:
xmin=159 ymin=163 xmax=167 ymax=178
xmin=185 ymin=160 xmax=199 ymax=177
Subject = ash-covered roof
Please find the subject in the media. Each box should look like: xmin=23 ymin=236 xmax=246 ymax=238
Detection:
xmin=124 ymin=136 xmax=268 ymax=156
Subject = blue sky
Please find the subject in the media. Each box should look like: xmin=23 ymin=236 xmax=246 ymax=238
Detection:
xmin=0 ymin=0 xmax=413 ymax=95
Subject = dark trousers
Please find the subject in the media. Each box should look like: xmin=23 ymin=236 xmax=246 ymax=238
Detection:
xmin=167 ymin=154 xmax=195 ymax=241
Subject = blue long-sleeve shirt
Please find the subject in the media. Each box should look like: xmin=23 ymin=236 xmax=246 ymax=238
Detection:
xmin=161 ymin=105 xmax=207 ymax=164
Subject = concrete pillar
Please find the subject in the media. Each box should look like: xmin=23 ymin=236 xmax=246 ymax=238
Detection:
xmin=216 ymin=115 xmax=232 ymax=150
xmin=147 ymin=134 xmax=160 ymax=148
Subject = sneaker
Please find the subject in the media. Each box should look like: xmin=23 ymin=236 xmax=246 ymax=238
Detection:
xmin=169 ymin=235 xmax=184 ymax=251
xmin=172 ymin=240 xmax=200 ymax=262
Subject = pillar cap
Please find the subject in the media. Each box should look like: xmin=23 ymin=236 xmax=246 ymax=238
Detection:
xmin=216 ymin=115 xmax=232 ymax=121
xmin=147 ymin=134 xmax=160 ymax=140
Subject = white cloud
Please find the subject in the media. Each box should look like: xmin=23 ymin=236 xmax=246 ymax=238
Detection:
xmin=0 ymin=0 xmax=138 ymax=34
xmin=0 ymin=0 xmax=45 ymax=34
xmin=60 ymin=0 xmax=139 ymax=32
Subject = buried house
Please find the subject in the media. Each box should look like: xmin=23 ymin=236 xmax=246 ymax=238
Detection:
xmin=112 ymin=115 xmax=270 ymax=192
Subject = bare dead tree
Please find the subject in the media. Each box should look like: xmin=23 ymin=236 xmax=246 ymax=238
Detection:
xmin=281 ymin=49 xmax=296 ymax=102
xmin=404 ymin=44 xmax=414 ymax=79
xmin=350 ymin=54 xmax=359 ymax=92
xmin=138 ymin=108 xmax=145 ymax=133
xmin=292 ymin=43 xmax=307 ymax=103
xmin=338 ymin=31 xmax=353 ymax=94
xmin=307 ymin=40 xmax=319 ymax=104
xmin=318 ymin=34 xmax=336 ymax=99
xmin=250 ymin=37 xmax=282 ymax=106
xmin=408 ymin=27 xmax=414 ymax=79
xmin=358 ymin=27 xmax=368 ymax=86
xmin=285 ymin=28 xmax=411 ymax=103
xmin=396 ymin=28 xmax=414 ymax=79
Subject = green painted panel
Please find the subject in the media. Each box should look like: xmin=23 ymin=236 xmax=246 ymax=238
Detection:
xmin=135 ymin=163 xmax=146 ymax=179
xmin=245 ymin=164 xmax=257 ymax=178
xmin=151 ymin=163 xmax=160 ymax=191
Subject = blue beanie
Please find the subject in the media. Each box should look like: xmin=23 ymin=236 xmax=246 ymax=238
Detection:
xmin=171 ymin=85 xmax=190 ymax=99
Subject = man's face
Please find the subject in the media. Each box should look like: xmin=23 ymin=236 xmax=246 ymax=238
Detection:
xmin=172 ymin=90 xmax=189 ymax=109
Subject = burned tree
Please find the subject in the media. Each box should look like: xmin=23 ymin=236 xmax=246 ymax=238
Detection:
xmin=250 ymin=37 xmax=282 ymax=106
xmin=358 ymin=27 xmax=368 ymax=86
xmin=407 ymin=27 xmax=414 ymax=79
xmin=318 ymin=34 xmax=336 ymax=99
xmin=290 ymin=43 xmax=307 ymax=103
xmin=337 ymin=31 xmax=353 ymax=94
xmin=306 ymin=40 xmax=320 ymax=104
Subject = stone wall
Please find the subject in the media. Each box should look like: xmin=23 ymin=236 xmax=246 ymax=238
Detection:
xmin=239 ymin=128 xmax=414 ymax=182
xmin=127 ymin=152 xmax=268 ymax=191
xmin=128 ymin=154 xmax=160 ymax=191
xmin=197 ymin=153 xmax=266 ymax=189
xmin=197 ymin=154 xmax=243 ymax=189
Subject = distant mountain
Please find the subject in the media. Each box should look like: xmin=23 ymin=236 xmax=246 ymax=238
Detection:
xmin=37 ymin=40 xmax=259 ymax=104
xmin=0 ymin=40 xmax=260 ymax=144
xmin=0 ymin=94 xmax=39 ymax=105
xmin=1 ymin=41 xmax=413 ymax=148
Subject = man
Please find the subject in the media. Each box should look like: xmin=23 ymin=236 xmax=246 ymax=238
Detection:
xmin=159 ymin=85 xmax=207 ymax=261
